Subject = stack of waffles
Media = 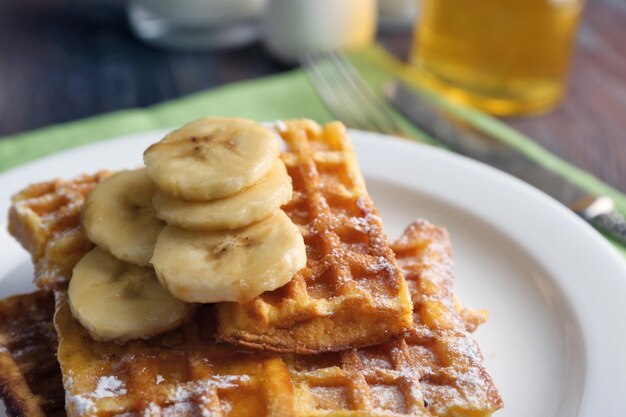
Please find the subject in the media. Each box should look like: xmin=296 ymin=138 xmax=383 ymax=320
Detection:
xmin=0 ymin=119 xmax=503 ymax=416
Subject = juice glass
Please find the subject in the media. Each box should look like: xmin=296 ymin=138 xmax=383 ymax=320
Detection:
xmin=411 ymin=0 xmax=584 ymax=115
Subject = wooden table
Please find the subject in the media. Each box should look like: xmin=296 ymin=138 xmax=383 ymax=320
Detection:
xmin=1 ymin=0 xmax=625 ymax=191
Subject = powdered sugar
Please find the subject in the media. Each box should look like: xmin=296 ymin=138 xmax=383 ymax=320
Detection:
xmin=144 ymin=402 xmax=162 ymax=417
xmin=348 ymin=216 xmax=370 ymax=233
xmin=162 ymin=402 xmax=195 ymax=417
xmin=64 ymin=372 xmax=97 ymax=415
xmin=370 ymin=255 xmax=396 ymax=276
xmin=66 ymin=392 xmax=95 ymax=415
xmin=169 ymin=375 xmax=249 ymax=403
xmin=172 ymin=385 xmax=190 ymax=403
xmin=216 ymin=399 xmax=232 ymax=415
xmin=64 ymin=375 xmax=250 ymax=416
xmin=64 ymin=375 xmax=127 ymax=415
xmin=94 ymin=376 xmax=127 ymax=398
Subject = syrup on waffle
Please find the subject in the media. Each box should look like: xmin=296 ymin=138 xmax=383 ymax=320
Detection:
xmin=0 ymin=291 xmax=64 ymax=417
xmin=8 ymin=172 xmax=111 ymax=291
xmin=217 ymin=120 xmax=414 ymax=353
xmin=49 ymin=221 xmax=501 ymax=417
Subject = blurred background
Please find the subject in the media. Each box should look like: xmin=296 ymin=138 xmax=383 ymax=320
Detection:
xmin=0 ymin=0 xmax=625 ymax=190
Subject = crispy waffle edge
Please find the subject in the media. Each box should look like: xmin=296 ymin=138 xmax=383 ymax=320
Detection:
xmin=0 ymin=291 xmax=63 ymax=417
xmin=7 ymin=172 xmax=111 ymax=291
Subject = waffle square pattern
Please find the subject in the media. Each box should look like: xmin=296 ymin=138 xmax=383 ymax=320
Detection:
xmin=48 ymin=221 xmax=501 ymax=417
xmin=217 ymin=120 xmax=414 ymax=353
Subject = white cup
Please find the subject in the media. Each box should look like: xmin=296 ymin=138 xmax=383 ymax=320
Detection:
xmin=262 ymin=0 xmax=377 ymax=63
xmin=128 ymin=0 xmax=268 ymax=51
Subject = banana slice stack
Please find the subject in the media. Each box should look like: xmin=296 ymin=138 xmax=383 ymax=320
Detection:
xmin=70 ymin=168 xmax=196 ymax=342
xmin=68 ymin=117 xmax=306 ymax=343
xmin=146 ymin=118 xmax=306 ymax=304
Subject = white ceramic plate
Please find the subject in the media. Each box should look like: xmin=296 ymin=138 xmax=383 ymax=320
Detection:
xmin=1 ymin=129 xmax=626 ymax=417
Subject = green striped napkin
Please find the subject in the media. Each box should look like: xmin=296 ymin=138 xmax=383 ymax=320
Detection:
xmin=1 ymin=45 xmax=624 ymax=256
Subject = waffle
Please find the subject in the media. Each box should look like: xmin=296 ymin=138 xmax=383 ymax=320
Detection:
xmin=7 ymin=120 xmax=414 ymax=354
xmin=4 ymin=119 xmax=501 ymax=415
xmin=217 ymin=120 xmax=414 ymax=353
xmin=44 ymin=220 xmax=501 ymax=417
xmin=8 ymin=172 xmax=111 ymax=291
xmin=0 ymin=291 xmax=64 ymax=417
xmin=0 ymin=222 xmax=501 ymax=416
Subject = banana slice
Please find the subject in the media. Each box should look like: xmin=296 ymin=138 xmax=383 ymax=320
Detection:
xmin=82 ymin=169 xmax=164 ymax=267
xmin=153 ymin=160 xmax=292 ymax=231
xmin=144 ymin=117 xmax=279 ymax=201
xmin=152 ymin=210 xmax=306 ymax=303
xmin=68 ymin=247 xmax=196 ymax=342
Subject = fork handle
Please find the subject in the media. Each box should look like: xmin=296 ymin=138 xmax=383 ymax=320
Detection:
xmin=576 ymin=196 xmax=626 ymax=246
xmin=584 ymin=210 xmax=626 ymax=245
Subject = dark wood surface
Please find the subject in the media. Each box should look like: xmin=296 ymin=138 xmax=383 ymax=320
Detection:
xmin=1 ymin=0 xmax=625 ymax=191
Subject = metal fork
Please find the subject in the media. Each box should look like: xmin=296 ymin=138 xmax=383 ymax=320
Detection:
xmin=299 ymin=50 xmax=411 ymax=137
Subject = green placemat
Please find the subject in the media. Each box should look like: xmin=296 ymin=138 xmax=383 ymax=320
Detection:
xmin=1 ymin=45 xmax=625 ymax=256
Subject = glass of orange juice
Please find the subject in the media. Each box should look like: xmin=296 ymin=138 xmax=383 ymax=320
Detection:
xmin=410 ymin=0 xmax=585 ymax=116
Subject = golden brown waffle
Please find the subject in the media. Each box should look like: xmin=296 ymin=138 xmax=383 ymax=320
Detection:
xmin=0 ymin=291 xmax=64 ymax=417
xmin=7 ymin=120 xmax=414 ymax=354
xmin=217 ymin=120 xmax=414 ymax=353
xmin=4 ymin=120 xmax=501 ymax=415
xmin=7 ymin=172 xmax=111 ymax=291
xmin=0 ymin=227 xmax=493 ymax=417
xmin=50 ymin=221 xmax=501 ymax=417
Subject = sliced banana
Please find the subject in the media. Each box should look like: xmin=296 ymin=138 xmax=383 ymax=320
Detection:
xmin=82 ymin=169 xmax=164 ymax=267
xmin=144 ymin=117 xmax=279 ymax=201
xmin=153 ymin=160 xmax=292 ymax=232
xmin=68 ymin=247 xmax=196 ymax=342
xmin=152 ymin=210 xmax=306 ymax=303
